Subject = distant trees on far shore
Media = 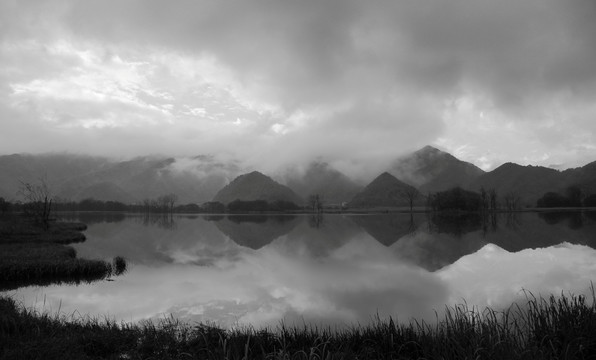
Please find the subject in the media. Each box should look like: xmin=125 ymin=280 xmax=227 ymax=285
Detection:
xmin=537 ymin=185 xmax=595 ymax=208
xmin=0 ymin=196 xmax=302 ymax=215
xmin=427 ymin=187 xmax=482 ymax=212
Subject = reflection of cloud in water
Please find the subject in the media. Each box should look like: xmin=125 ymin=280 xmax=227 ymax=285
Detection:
xmin=9 ymin=214 xmax=596 ymax=330
xmin=73 ymin=216 xmax=244 ymax=266
xmin=438 ymin=243 xmax=596 ymax=310
xmin=12 ymin=235 xmax=448 ymax=328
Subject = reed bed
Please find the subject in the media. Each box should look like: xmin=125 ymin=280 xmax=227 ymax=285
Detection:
xmin=1 ymin=290 xmax=595 ymax=359
xmin=0 ymin=216 xmax=125 ymax=290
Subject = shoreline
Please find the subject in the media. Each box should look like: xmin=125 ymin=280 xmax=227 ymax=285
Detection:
xmin=0 ymin=215 xmax=125 ymax=291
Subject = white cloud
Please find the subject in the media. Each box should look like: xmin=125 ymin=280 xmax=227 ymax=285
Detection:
xmin=1 ymin=0 xmax=596 ymax=169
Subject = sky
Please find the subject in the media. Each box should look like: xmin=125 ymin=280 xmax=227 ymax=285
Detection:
xmin=2 ymin=0 xmax=596 ymax=171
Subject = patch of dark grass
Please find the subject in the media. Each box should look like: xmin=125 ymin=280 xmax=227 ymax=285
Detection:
xmin=2 ymin=289 xmax=596 ymax=359
xmin=0 ymin=215 xmax=125 ymax=291
xmin=112 ymin=256 xmax=127 ymax=276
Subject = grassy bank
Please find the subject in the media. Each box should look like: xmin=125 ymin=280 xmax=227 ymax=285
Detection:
xmin=1 ymin=291 xmax=596 ymax=359
xmin=0 ymin=215 xmax=125 ymax=290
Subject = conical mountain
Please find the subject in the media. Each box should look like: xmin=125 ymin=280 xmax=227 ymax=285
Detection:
xmin=213 ymin=171 xmax=303 ymax=205
xmin=349 ymin=172 xmax=420 ymax=208
xmin=390 ymin=146 xmax=484 ymax=193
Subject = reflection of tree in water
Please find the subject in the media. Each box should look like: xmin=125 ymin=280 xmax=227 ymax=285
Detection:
xmin=481 ymin=212 xmax=499 ymax=236
xmin=229 ymin=215 xmax=268 ymax=224
xmin=585 ymin=211 xmax=596 ymax=222
xmin=140 ymin=214 xmax=177 ymax=230
xmin=203 ymin=215 xmax=225 ymax=222
xmin=351 ymin=214 xmax=420 ymax=246
xmin=538 ymin=211 xmax=585 ymax=229
xmin=504 ymin=212 xmax=522 ymax=231
xmin=309 ymin=213 xmax=324 ymax=228
xmin=57 ymin=212 xmax=126 ymax=225
xmin=428 ymin=213 xmax=482 ymax=237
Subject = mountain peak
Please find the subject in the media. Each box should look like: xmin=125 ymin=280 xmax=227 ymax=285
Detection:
xmin=376 ymin=171 xmax=397 ymax=181
xmin=213 ymin=171 xmax=302 ymax=205
xmin=417 ymin=145 xmax=441 ymax=154
xmin=390 ymin=145 xmax=484 ymax=192
xmin=349 ymin=172 xmax=420 ymax=208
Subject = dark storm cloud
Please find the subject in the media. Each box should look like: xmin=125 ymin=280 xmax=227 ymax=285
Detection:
xmin=55 ymin=0 xmax=596 ymax=106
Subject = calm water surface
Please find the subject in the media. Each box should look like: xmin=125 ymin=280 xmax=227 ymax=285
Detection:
xmin=5 ymin=211 xmax=596 ymax=328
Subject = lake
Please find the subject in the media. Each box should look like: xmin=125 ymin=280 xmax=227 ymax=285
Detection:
xmin=4 ymin=211 xmax=596 ymax=329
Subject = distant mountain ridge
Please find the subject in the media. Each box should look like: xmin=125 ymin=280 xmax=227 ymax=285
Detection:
xmin=1 ymin=147 xmax=595 ymax=208
xmin=471 ymin=161 xmax=596 ymax=206
xmin=0 ymin=154 xmax=241 ymax=203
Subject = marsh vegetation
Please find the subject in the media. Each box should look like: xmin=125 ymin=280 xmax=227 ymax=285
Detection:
xmin=0 ymin=215 xmax=126 ymax=290
xmin=2 ymin=291 xmax=595 ymax=359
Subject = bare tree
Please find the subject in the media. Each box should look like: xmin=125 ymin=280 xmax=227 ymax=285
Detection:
xmin=480 ymin=187 xmax=489 ymax=212
xmin=163 ymin=193 xmax=178 ymax=213
xmin=489 ymin=188 xmax=498 ymax=211
xmin=17 ymin=176 xmax=53 ymax=228
xmin=503 ymin=191 xmax=520 ymax=211
xmin=402 ymin=187 xmax=419 ymax=212
xmin=308 ymin=194 xmax=323 ymax=213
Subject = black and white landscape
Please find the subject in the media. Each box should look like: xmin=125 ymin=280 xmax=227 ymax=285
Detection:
xmin=3 ymin=1 xmax=596 ymax=358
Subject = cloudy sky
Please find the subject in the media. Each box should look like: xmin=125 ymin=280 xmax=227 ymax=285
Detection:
xmin=2 ymin=0 xmax=596 ymax=171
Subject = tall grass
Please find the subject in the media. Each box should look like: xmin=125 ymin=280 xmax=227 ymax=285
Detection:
xmin=2 ymin=289 xmax=595 ymax=359
xmin=0 ymin=216 xmax=126 ymax=291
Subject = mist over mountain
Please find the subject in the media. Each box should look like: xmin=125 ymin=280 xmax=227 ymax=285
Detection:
xmin=1 ymin=146 xmax=595 ymax=208
xmin=0 ymin=153 xmax=241 ymax=203
xmin=281 ymin=161 xmax=362 ymax=205
xmin=389 ymin=146 xmax=485 ymax=193
xmin=212 ymin=171 xmax=303 ymax=205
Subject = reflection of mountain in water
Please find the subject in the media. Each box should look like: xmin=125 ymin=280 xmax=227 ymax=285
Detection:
xmin=381 ymin=211 xmax=596 ymax=272
xmin=350 ymin=214 xmax=422 ymax=246
xmin=429 ymin=213 xmax=482 ymax=237
xmin=277 ymin=215 xmax=366 ymax=257
xmin=391 ymin=232 xmax=487 ymax=272
xmin=487 ymin=211 xmax=596 ymax=252
xmin=215 ymin=215 xmax=301 ymax=249
xmin=424 ymin=211 xmax=596 ymax=252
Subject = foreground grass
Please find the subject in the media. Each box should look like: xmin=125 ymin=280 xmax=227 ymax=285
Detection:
xmin=1 ymin=291 xmax=596 ymax=359
xmin=0 ymin=215 xmax=126 ymax=290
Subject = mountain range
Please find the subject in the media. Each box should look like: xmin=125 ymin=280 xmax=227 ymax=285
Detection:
xmin=1 ymin=146 xmax=594 ymax=208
